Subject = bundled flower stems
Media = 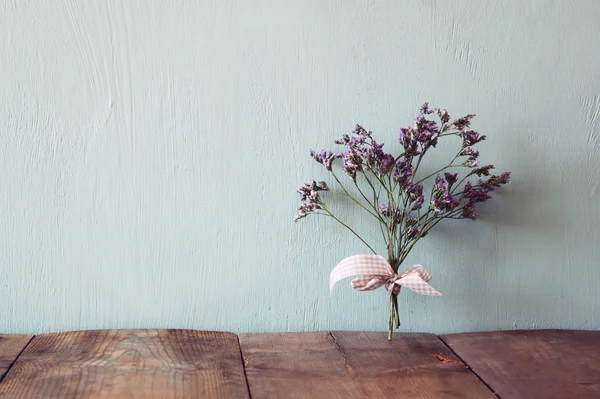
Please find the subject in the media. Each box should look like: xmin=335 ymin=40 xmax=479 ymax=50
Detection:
xmin=295 ymin=103 xmax=510 ymax=339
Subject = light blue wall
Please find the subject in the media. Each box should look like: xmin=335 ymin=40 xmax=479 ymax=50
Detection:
xmin=1 ymin=1 xmax=599 ymax=334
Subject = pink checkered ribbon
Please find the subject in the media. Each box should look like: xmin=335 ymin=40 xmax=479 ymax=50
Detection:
xmin=329 ymin=254 xmax=442 ymax=296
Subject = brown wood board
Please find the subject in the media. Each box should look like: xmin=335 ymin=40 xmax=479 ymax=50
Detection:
xmin=441 ymin=329 xmax=600 ymax=399
xmin=0 ymin=335 xmax=33 ymax=381
xmin=0 ymin=329 xmax=249 ymax=399
xmin=239 ymin=331 xmax=496 ymax=398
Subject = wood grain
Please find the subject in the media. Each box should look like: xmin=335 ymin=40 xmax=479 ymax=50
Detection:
xmin=441 ymin=330 xmax=600 ymax=399
xmin=239 ymin=331 xmax=496 ymax=398
xmin=0 ymin=335 xmax=33 ymax=381
xmin=0 ymin=329 xmax=249 ymax=399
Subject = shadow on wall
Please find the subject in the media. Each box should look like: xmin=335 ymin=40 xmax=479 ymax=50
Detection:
xmin=423 ymin=129 xmax=575 ymax=331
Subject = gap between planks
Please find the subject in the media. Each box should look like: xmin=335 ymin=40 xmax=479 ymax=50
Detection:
xmin=435 ymin=335 xmax=501 ymax=399
xmin=0 ymin=335 xmax=35 ymax=383
xmin=236 ymin=333 xmax=253 ymax=399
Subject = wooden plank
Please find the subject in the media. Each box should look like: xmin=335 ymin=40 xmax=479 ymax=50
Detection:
xmin=0 ymin=329 xmax=249 ymax=399
xmin=441 ymin=330 xmax=600 ymax=399
xmin=239 ymin=331 xmax=496 ymax=398
xmin=0 ymin=335 xmax=33 ymax=381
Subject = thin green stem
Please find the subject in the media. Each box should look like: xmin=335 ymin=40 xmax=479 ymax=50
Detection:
xmin=331 ymin=171 xmax=379 ymax=219
xmin=393 ymin=294 xmax=400 ymax=328
xmin=373 ymin=181 xmax=389 ymax=247
xmin=437 ymin=132 xmax=460 ymax=138
xmin=352 ymin=177 xmax=389 ymax=247
xmin=329 ymin=192 xmax=379 ymax=219
xmin=450 ymin=173 xmax=472 ymax=195
xmin=398 ymin=207 xmax=464 ymax=262
xmin=353 ymin=179 xmax=378 ymax=214
xmin=364 ymin=164 xmax=392 ymax=196
xmin=320 ymin=205 xmax=377 ymax=254
xmin=414 ymin=146 xmax=464 ymax=185
xmin=388 ymin=295 xmax=394 ymax=340
xmin=331 ymin=170 xmax=388 ymax=246
xmin=411 ymin=144 xmax=426 ymax=179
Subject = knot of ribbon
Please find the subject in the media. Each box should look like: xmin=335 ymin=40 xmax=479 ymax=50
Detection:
xmin=329 ymin=254 xmax=442 ymax=296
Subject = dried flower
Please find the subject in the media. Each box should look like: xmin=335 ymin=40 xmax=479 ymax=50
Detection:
xmin=471 ymin=165 xmax=495 ymax=177
xmin=379 ymin=204 xmax=402 ymax=224
xmin=295 ymin=103 xmax=511 ymax=338
xmin=420 ymin=102 xmax=434 ymax=115
xmin=294 ymin=180 xmax=329 ymax=221
xmin=379 ymin=153 xmax=395 ymax=174
xmin=310 ymin=150 xmax=341 ymax=171
xmin=398 ymin=127 xmax=421 ymax=157
xmin=452 ymin=114 xmax=476 ymax=131
xmin=414 ymin=115 xmax=439 ymax=149
xmin=480 ymin=172 xmax=511 ymax=189
xmin=393 ymin=159 xmax=413 ymax=188
xmin=461 ymin=130 xmax=486 ymax=147
xmin=444 ymin=172 xmax=458 ymax=187
xmin=431 ymin=175 xmax=459 ymax=214
xmin=353 ymin=124 xmax=372 ymax=138
xmin=341 ymin=149 xmax=363 ymax=180
xmin=435 ymin=108 xmax=450 ymax=124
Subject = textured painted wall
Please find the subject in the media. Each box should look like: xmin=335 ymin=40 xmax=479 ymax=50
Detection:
xmin=1 ymin=1 xmax=599 ymax=335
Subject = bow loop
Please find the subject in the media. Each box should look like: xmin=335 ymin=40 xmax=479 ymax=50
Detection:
xmin=329 ymin=254 xmax=392 ymax=293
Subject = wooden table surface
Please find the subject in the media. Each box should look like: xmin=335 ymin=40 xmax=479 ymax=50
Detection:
xmin=441 ymin=330 xmax=600 ymax=399
xmin=0 ymin=329 xmax=598 ymax=398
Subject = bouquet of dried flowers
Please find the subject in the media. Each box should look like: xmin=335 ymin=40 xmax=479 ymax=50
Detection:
xmin=295 ymin=103 xmax=510 ymax=339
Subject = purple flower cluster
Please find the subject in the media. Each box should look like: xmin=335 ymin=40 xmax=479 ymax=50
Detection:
xmin=310 ymin=150 xmax=341 ymax=171
xmin=462 ymin=130 xmax=486 ymax=147
xmin=460 ymin=182 xmax=491 ymax=220
xmin=379 ymin=204 xmax=402 ymax=224
xmin=379 ymin=154 xmax=395 ymax=174
xmin=471 ymin=165 xmax=495 ymax=177
xmin=444 ymin=172 xmax=458 ymax=187
xmin=397 ymin=102 xmax=457 ymax=157
xmin=460 ymin=147 xmax=480 ymax=168
xmin=431 ymin=175 xmax=460 ymax=214
xmin=405 ymin=216 xmax=425 ymax=239
xmin=296 ymin=102 xmax=511 ymax=249
xmin=414 ymin=114 xmax=439 ymax=148
xmin=361 ymin=140 xmax=394 ymax=174
xmin=393 ymin=160 xmax=413 ymax=187
xmin=294 ymin=180 xmax=328 ymax=221
xmin=452 ymin=114 xmax=476 ymax=131
xmin=313 ymin=124 xmax=398 ymax=180
xmin=398 ymin=127 xmax=421 ymax=157
xmin=420 ymin=102 xmax=434 ymax=115
xmin=459 ymin=171 xmax=511 ymax=219
xmin=393 ymin=159 xmax=424 ymax=211
xmin=437 ymin=108 xmax=450 ymax=125
xmin=480 ymin=172 xmax=511 ymax=189
xmin=393 ymin=161 xmax=424 ymax=211
xmin=341 ymin=148 xmax=363 ymax=179
xmin=406 ymin=183 xmax=425 ymax=211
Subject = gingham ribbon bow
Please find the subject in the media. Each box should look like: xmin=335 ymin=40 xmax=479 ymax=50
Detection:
xmin=329 ymin=254 xmax=442 ymax=296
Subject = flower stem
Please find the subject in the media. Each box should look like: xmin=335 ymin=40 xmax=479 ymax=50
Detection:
xmin=388 ymin=293 xmax=400 ymax=340
xmin=320 ymin=205 xmax=377 ymax=254
xmin=388 ymin=294 xmax=394 ymax=340
xmin=414 ymin=147 xmax=464 ymax=185
xmin=331 ymin=171 xmax=381 ymax=220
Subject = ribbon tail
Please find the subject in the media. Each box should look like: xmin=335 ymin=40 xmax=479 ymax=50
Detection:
xmin=395 ymin=274 xmax=443 ymax=296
